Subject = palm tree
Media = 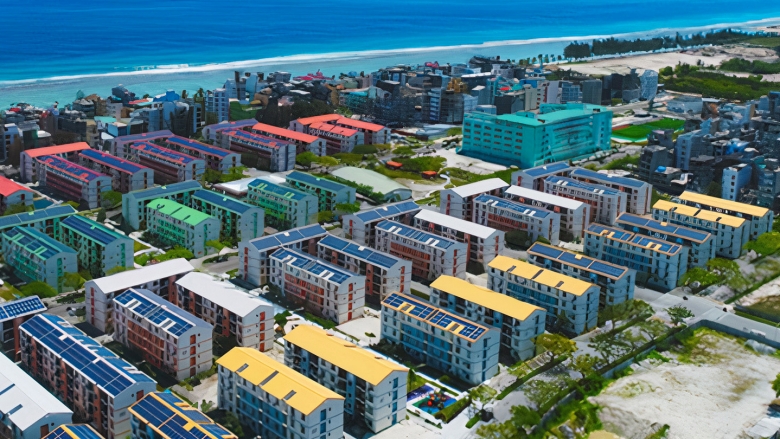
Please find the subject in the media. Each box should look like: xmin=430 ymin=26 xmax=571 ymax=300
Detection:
xmin=181 ymin=90 xmax=188 ymax=100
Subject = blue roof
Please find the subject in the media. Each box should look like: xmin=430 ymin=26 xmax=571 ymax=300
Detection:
xmin=248 ymin=224 xmax=327 ymax=251
xmin=38 ymin=155 xmax=109 ymax=183
xmin=375 ymin=220 xmax=459 ymax=249
xmin=271 ymin=248 xmax=355 ymax=284
xmin=353 ymin=200 xmax=421 ymax=222
xmin=226 ymin=129 xmax=293 ymax=151
xmin=286 ymin=171 xmax=351 ymax=193
xmin=132 ymin=142 xmax=199 ymax=165
xmin=19 ymin=314 xmax=154 ymax=396
xmin=125 ymin=181 xmax=202 ymax=201
xmin=617 ymin=213 xmax=710 ymax=243
xmin=630 ymin=234 xmax=681 ymax=254
xmin=527 ymin=242 xmax=628 ymax=280
xmin=80 ymin=149 xmax=148 ymax=174
xmin=247 ymin=179 xmax=310 ymax=201
xmin=114 ymin=130 xmax=173 ymax=143
xmin=319 ymin=234 xmax=403 ymax=269
xmin=0 ymin=205 xmax=77 ymax=230
xmin=587 ymin=224 xmax=633 ymax=241
xmin=192 ymin=190 xmax=256 ymax=215
xmin=114 ymin=288 xmax=207 ymax=337
xmin=44 ymin=425 xmax=104 ymax=439
xmin=3 ymin=226 xmax=76 ymax=259
xmin=62 ymin=215 xmax=129 ymax=246
xmin=0 ymin=296 xmax=45 ymax=322
xmin=521 ymin=162 xmax=572 ymax=178
xmin=165 ymin=136 xmax=234 ymax=158
xmin=569 ymin=168 xmax=647 ymax=189
xmin=545 ymin=176 xmax=621 ymax=196
xmin=207 ymin=119 xmax=256 ymax=132
xmin=131 ymin=393 xmax=233 ymax=439
xmin=474 ymin=194 xmax=552 ymax=218
xmin=384 ymin=293 xmax=436 ymax=320
xmin=382 ymin=293 xmax=487 ymax=341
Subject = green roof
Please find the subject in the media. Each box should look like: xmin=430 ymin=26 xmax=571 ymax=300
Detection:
xmin=147 ymin=198 xmax=213 ymax=226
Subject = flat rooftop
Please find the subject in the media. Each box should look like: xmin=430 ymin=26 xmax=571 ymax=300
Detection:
xmin=87 ymin=258 xmax=194 ymax=293
xmin=447 ymin=178 xmax=508 ymax=198
xmin=248 ymin=224 xmax=327 ymax=252
xmin=175 ymin=272 xmax=273 ymax=317
xmin=505 ymin=185 xmax=586 ymax=210
xmin=0 ymin=354 xmax=72 ymax=431
xmin=414 ymin=209 xmax=499 ymax=239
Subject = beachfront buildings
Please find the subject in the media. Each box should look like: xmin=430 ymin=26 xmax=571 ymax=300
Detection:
xmin=511 ymin=162 xmax=572 ymax=191
xmin=19 ymin=314 xmax=157 ymax=439
xmin=487 ymin=256 xmax=600 ymax=335
xmin=190 ymin=189 xmax=264 ymax=241
xmin=219 ymin=129 xmax=296 ymax=172
xmin=303 ymin=122 xmax=363 ymax=155
xmin=162 ymin=136 xmax=241 ymax=173
xmin=569 ymin=168 xmax=652 ymax=215
xmin=429 ymin=276 xmax=545 ymax=361
xmin=85 ymin=258 xmax=194 ymax=333
xmin=239 ymin=224 xmax=327 ymax=286
xmin=130 ymin=392 xmax=237 ymax=439
xmin=504 ymin=185 xmax=590 ymax=240
xmin=317 ymin=234 xmax=411 ymax=305
xmin=129 ymin=142 xmax=205 ymax=184
xmin=439 ymin=178 xmax=509 ymax=220
xmin=36 ymin=156 xmax=112 ymax=209
xmin=676 ymin=191 xmax=773 ymax=240
xmin=78 ymin=149 xmax=154 ymax=193
xmin=110 ymin=131 xmax=174 ymax=157
xmin=20 ymin=142 xmax=90 ymax=183
xmin=270 ymin=248 xmax=365 ymax=324
xmin=250 ymin=122 xmax=327 ymax=156
xmin=0 ymin=296 xmax=46 ymax=361
xmin=414 ymin=209 xmax=504 ymax=271
xmin=246 ymin=179 xmax=318 ymax=230
xmin=59 ymin=215 xmax=133 ymax=278
xmin=380 ymin=292 xmax=500 ymax=385
xmin=175 ymin=273 xmax=275 ymax=352
xmin=584 ymin=224 xmax=689 ymax=291
xmin=284 ymin=325 xmax=407 ymax=433
xmin=615 ymin=213 xmax=715 ymax=268
xmin=113 ymin=288 xmax=212 ymax=380
xmin=145 ymin=199 xmax=220 ymax=257
xmin=342 ymin=200 xmax=421 ymax=245
xmin=285 ymin=171 xmax=356 ymax=215
xmin=290 ymin=114 xmax=390 ymax=145
xmin=544 ymin=176 xmax=627 ymax=226
xmin=473 ymin=194 xmax=560 ymax=245
xmin=0 ymin=175 xmax=33 ymax=215
xmin=0 ymin=204 xmax=77 ymax=238
xmin=217 ymin=348 xmax=345 ymax=439
xmin=1 ymin=227 xmax=78 ymax=292
xmin=0 ymin=353 xmax=73 ymax=439
xmin=203 ymin=119 xmax=257 ymax=143
xmin=122 ymin=180 xmax=202 ymax=230
xmin=459 ymin=104 xmax=612 ymax=168
xmin=374 ymin=220 xmax=467 ymax=282
xmin=526 ymin=242 xmax=635 ymax=309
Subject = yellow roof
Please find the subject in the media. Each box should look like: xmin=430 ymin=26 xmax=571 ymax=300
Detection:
xmin=217 ymin=348 xmax=343 ymax=415
xmin=283 ymin=325 xmax=407 ymax=386
xmin=129 ymin=393 xmax=237 ymax=439
xmin=488 ymin=256 xmax=594 ymax=296
xmin=679 ymin=191 xmax=769 ymax=218
xmin=382 ymin=292 xmax=492 ymax=341
xmin=430 ymin=275 xmax=544 ymax=321
xmin=654 ymin=200 xmax=745 ymax=228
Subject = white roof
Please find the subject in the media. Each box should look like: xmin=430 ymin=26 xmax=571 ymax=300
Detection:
xmin=175 ymin=272 xmax=273 ymax=318
xmin=88 ymin=258 xmax=194 ymax=293
xmin=0 ymin=354 xmax=72 ymax=431
xmin=448 ymin=178 xmax=508 ymax=198
xmin=415 ymin=209 xmax=499 ymax=239
xmin=505 ymin=185 xmax=586 ymax=210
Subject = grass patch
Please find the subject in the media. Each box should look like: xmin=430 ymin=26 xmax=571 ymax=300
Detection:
xmin=134 ymin=253 xmax=152 ymax=266
xmin=396 ymin=156 xmax=447 ymax=173
xmin=664 ymin=67 xmax=780 ymax=101
xmin=744 ymin=36 xmax=780 ymax=47
xmin=744 ymin=232 xmax=780 ymax=257
xmin=441 ymin=167 xmax=514 ymax=185
xmin=133 ymin=240 xmax=149 ymax=253
xmin=465 ymin=414 xmax=480 ymax=429
xmin=0 ymin=285 xmax=22 ymax=301
xmin=612 ymin=118 xmax=684 ymax=141
xmin=407 ymin=370 xmax=428 ymax=393
xmin=645 ymin=424 xmax=670 ymax=439
xmin=600 ymin=154 xmax=640 ymax=171
xmin=20 ymin=282 xmax=57 ymax=298
xmin=673 ymin=328 xmax=730 ymax=365
xmin=229 ymin=101 xmax=256 ymax=121
xmin=645 ymin=350 xmax=671 ymax=363
xmin=446 ymin=127 xmax=462 ymax=137
xmin=304 ymin=312 xmax=336 ymax=329
xmin=434 ymin=396 xmax=471 ymax=423
xmin=373 ymin=165 xmax=430 ymax=181
xmin=410 ymin=288 xmax=430 ymax=301
xmin=736 ymin=310 xmax=778 ymax=326
xmin=274 ymin=311 xmax=292 ymax=327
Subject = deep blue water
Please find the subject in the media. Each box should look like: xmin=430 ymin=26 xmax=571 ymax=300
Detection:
xmin=1 ymin=0 xmax=780 ymax=105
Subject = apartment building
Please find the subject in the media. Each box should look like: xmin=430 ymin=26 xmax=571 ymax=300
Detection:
xmin=246 ymin=179 xmax=318 ymax=230
xmin=129 ymin=142 xmax=205 ymax=185
xmin=250 ymin=122 xmax=327 ymax=156
xmin=526 ymin=242 xmax=635 ymax=309
xmin=0 ymin=296 xmax=46 ymax=361
xmin=504 ymin=185 xmax=590 ymax=240
xmin=78 ymin=149 xmax=154 ymax=194
xmin=342 ymin=200 xmax=421 ymax=245
xmin=36 ymin=156 xmax=112 ymax=209
xmin=205 ymin=89 xmax=229 ymax=124
xmin=616 ymin=213 xmax=715 ymax=268
xmin=110 ymin=131 xmax=173 ymax=157
xmin=306 ymin=122 xmax=363 ymax=155
xmin=374 ymin=220 xmax=467 ymax=282
xmin=473 ymin=194 xmax=561 ymax=245
xmin=43 ymin=425 xmax=104 ymax=439
xmin=219 ymin=129 xmax=296 ymax=172
xmin=0 ymin=354 xmax=73 ymax=439
xmin=487 ymin=256 xmax=600 ymax=335
xmin=217 ymin=348 xmax=345 ymax=439
xmin=190 ymin=189 xmax=264 ymax=241
xmin=20 ymin=142 xmax=90 ymax=182
xmin=511 ymin=161 xmax=572 ymax=191
xmin=175 ymin=273 xmax=275 ymax=351
xmin=381 ymin=292 xmax=500 ymax=385
xmin=113 ymin=288 xmax=212 ymax=380
xmin=429 ymin=276 xmax=545 ymax=361
xmin=239 ymin=224 xmax=327 ymax=286
xmin=130 ymin=392 xmax=237 ymax=439
xmin=162 ymin=136 xmax=241 ymax=173
xmin=19 ymin=314 xmax=156 ymax=439
xmin=0 ymin=175 xmax=33 ymax=215
xmin=202 ymin=119 xmax=256 ymax=143
xmin=85 ymin=258 xmax=194 ymax=333
xmin=439 ymin=178 xmax=509 ymax=220
xmin=2 ymin=227 xmax=77 ymax=293
xmin=59 ymin=215 xmax=134 ymax=278
xmin=285 ymin=171 xmax=356 ymax=215
xmin=676 ymin=191 xmax=773 ymax=240
xmin=544 ymin=176 xmax=627 ymax=226
xmin=289 ymin=114 xmax=390 ymax=145
xmin=0 ymin=204 xmax=77 ymax=238
xmin=317 ymin=234 xmax=411 ymax=305
xmin=146 ymin=199 xmax=220 ymax=258
xmin=584 ymin=224 xmax=689 ymax=292
xmin=569 ymin=168 xmax=651 ymax=215
xmin=122 ymin=180 xmax=202 ymax=230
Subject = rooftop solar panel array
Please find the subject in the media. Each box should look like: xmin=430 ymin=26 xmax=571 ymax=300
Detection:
xmin=132 ymin=142 xmax=199 ymax=165
xmin=474 ymin=194 xmax=552 ymax=218
xmin=375 ymin=220 xmax=458 ymax=249
xmin=126 ymin=181 xmax=202 ymax=201
xmin=165 ymin=136 xmax=234 ymax=158
xmin=248 ymin=224 xmax=327 ymax=251
xmin=226 ymin=129 xmax=293 ymax=151
xmin=247 ymin=179 xmax=309 ymax=200
xmin=39 ymin=155 xmax=108 ymax=182
xmin=44 ymin=425 xmax=104 ymax=439
xmin=3 ymin=226 xmax=76 ymax=259
xmin=546 ymin=176 xmax=621 ymax=195
xmin=192 ymin=190 xmax=255 ymax=215
xmin=617 ymin=213 xmax=709 ymax=243
xmin=287 ymin=171 xmax=349 ymax=193
xmin=114 ymin=130 xmax=173 ymax=143
xmin=61 ymin=215 xmax=126 ymax=246
xmin=382 ymin=293 xmax=487 ymax=341
xmin=630 ymin=235 xmax=681 ymax=254
xmin=114 ymin=289 xmax=198 ymax=337
xmin=272 ymin=248 xmax=355 ymax=284
xmin=0 ymin=205 xmax=77 ymax=230
xmin=587 ymin=224 xmax=633 ymax=241
xmin=353 ymin=200 xmax=421 ymax=222
xmin=319 ymin=234 xmax=402 ymax=269
xmin=527 ymin=243 xmax=629 ymax=279
xmin=570 ymin=168 xmax=647 ymax=188
xmin=0 ymin=296 xmax=45 ymax=322
xmin=80 ymin=149 xmax=148 ymax=174
xmin=131 ymin=392 xmax=233 ymax=439
xmin=522 ymin=162 xmax=572 ymax=177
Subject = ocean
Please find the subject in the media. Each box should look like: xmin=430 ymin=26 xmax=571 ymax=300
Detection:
xmin=2 ymin=0 xmax=780 ymax=106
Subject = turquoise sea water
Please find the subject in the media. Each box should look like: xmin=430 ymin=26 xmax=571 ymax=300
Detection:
xmin=1 ymin=0 xmax=780 ymax=106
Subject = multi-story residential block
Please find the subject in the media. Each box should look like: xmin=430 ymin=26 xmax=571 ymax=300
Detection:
xmin=374 ymin=220 xmax=467 ymax=282
xmin=270 ymin=248 xmax=365 ymax=324
xmin=85 ymin=258 xmax=194 ymax=333
xmin=59 ymin=215 xmax=134 ymax=278
xmin=43 ymin=425 xmax=104 ymax=439
xmin=162 ymin=136 xmax=241 ymax=173
xmin=342 ymin=200 xmax=421 ymax=245
xmin=584 ymin=224 xmax=689 ymax=291
xmin=459 ymin=104 xmax=612 ymax=168
xmin=676 ymin=191 xmax=773 ymax=240
xmin=381 ymin=292 xmax=500 ymax=385
xmin=2 ymin=226 xmax=77 ymax=292
xmin=473 ymin=194 xmax=560 ymax=245
xmin=526 ymin=242 xmax=635 ymax=309
xmin=130 ymin=392 xmax=236 ymax=439
xmin=190 ymin=189 xmax=264 ymax=241
xmin=487 ymin=255 xmax=600 ymax=334
xmin=504 ymin=185 xmax=590 ymax=240
xmin=439 ymin=178 xmax=509 ymax=220
xmin=0 ymin=353 xmax=73 ymax=439
xmin=246 ymin=179 xmax=317 ymax=230
xmin=113 ymin=288 xmax=212 ymax=380
xmin=19 ymin=314 xmax=157 ymax=439
xmin=110 ymin=131 xmax=174 ymax=158
xmin=239 ymin=224 xmax=327 ymax=286
xmin=544 ymin=176 xmax=627 ymax=226
xmin=250 ymin=122 xmax=327 ymax=156
xmin=652 ymin=200 xmax=749 ymax=259
xmin=0 ymin=204 xmax=77 ymax=238
xmin=122 ymin=180 xmax=202 ymax=230
xmin=569 ymin=168 xmax=652 ymax=215
xmin=305 ymin=122 xmax=363 ymax=155
xmin=284 ymin=325 xmax=407 ymax=433
xmin=429 ymin=276 xmax=545 ymax=361
xmin=202 ymin=119 xmax=257 ymax=142
xmin=217 ymin=347 xmax=345 ymax=439
xmin=511 ymin=161 xmax=572 ymax=191
xmin=414 ymin=209 xmax=504 ymax=271
xmin=219 ymin=130 xmax=296 ymax=172
xmin=175 ymin=272 xmax=275 ymax=351
xmin=285 ymin=171 xmax=356 ymax=215
xmin=289 ymin=114 xmax=390 ymax=145
xmin=0 ymin=175 xmax=33 ymax=215
xmin=20 ymin=142 xmax=90 ymax=182
xmin=146 ymin=198 xmax=220 ymax=257
xmin=129 ymin=142 xmax=205 ymax=185
xmin=78 ymin=149 xmax=154 ymax=194
xmin=0 ymin=296 xmax=46 ymax=361
xmin=615 ymin=212 xmax=715 ymax=268
xmin=317 ymin=234 xmax=411 ymax=305
xmin=36 ymin=156 xmax=112 ymax=209
xmin=205 ymin=89 xmax=229 ymax=124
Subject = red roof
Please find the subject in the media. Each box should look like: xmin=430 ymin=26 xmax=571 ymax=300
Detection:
xmin=0 ymin=176 xmax=31 ymax=197
xmin=386 ymin=161 xmax=403 ymax=169
xmin=295 ymin=114 xmax=386 ymax=133
xmin=295 ymin=114 xmax=341 ymax=126
xmin=23 ymin=142 xmax=90 ymax=158
xmin=309 ymin=122 xmax=358 ymax=137
xmin=251 ymin=123 xmax=320 ymax=144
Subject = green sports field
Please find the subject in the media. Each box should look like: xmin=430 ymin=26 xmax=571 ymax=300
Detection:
xmin=612 ymin=118 xmax=685 ymax=141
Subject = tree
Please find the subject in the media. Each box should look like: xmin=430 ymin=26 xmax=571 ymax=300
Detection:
xmin=476 ymin=422 xmax=521 ymax=439
xmin=96 ymin=208 xmax=106 ymax=223
xmin=315 ymin=156 xmax=339 ymax=173
xmin=705 ymin=181 xmax=722 ymax=198
xmin=637 ymin=319 xmax=668 ymax=341
xmin=524 ymin=379 xmax=562 ymax=409
xmin=318 ymin=210 xmax=334 ymax=223
xmin=570 ymin=353 xmax=599 ymax=377
xmin=335 ymin=202 xmax=360 ymax=214
xmin=105 ymin=266 xmax=133 ymax=276
xmin=535 ymin=333 xmax=576 ymax=364
xmin=589 ymin=332 xmax=631 ymax=363
xmin=296 ymin=151 xmax=318 ymax=170
xmin=101 ymin=190 xmax=122 ymax=209
xmin=3 ymin=203 xmax=32 ymax=216
xmin=62 ymin=272 xmax=85 ymax=290
xmin=469 ymin=385 xmax=497 ymax=417
xmin=667 ymin=305 xmax=694 ymax=326
xmin=773 ymin=373 xmax=780 ymax=397
xmin=219 ymin=411 xmax=243 ymax=437
xmin=393 ymin=146 xmax=415 ymax=157
xmin=598 ymin=299 xmax=652 ymax=326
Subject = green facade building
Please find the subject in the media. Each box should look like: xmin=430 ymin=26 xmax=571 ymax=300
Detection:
xmin=1 ymin=226 xmax=77 ymax=292
xmin=60 ymin=215 xmax=134 ymax=278
xmin=246 ymin=179 xmax=317 ymax=230
xmin=146 ymin=198 xmax=220 ymax=257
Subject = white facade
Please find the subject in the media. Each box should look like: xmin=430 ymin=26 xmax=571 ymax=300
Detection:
xmin=472 ymin=194 xmax=561 ymax=245
xmin=341 ymin=200 xmax=421 ymax=245
xmin=569 ymin=168 xmax=652 ymax=215
xmin=239 ymin=224 xmax=327 ymax=286
xmin=504 ymin=185 xmax=590 ymax=240
xmin=543 ymin=176 xmax=627 ymax=226
xmin=439 ymin=178 xmax=509 ymax=220
xmin=414 ymin=209 xmax=504 ymax=271
xmin=206 ymin=88 xmax=230 ymax=123
xmin=510 ymin=162 xmax=572 ymax=191
xmin=722 ymin=164 xmax=752 ymax=202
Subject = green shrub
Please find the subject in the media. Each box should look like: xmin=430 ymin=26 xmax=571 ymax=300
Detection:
xmin=352 ymin=144 xmax=378 ymax=154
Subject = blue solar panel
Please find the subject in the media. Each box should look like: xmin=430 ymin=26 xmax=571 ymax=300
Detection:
xmin=320 ymin=234 xmax=402 ymax=269
xmin=545 ymin=176 xmax=621 ymax=196
xmin=114 ymin=130 xmax=173 ymax=143
xmin=80 ymin=149 xmax=148 ymax=174
xmin=247 ymin=179 xmax=309 ymax=200
xmin=617 ymin=213 xmax=710 ymax=243
xmin=590 ymin=261 xmax=628 ymax=278
xmin=522 ymin=162 xmax=571 ymax=177
xmin=126 ymin=180 xmax=202 ymax=201
xmin=383 ymin=293 xmax=436 ymax=320
xmin=0 ymin=205 xmax=77 ymax=230
xmin=132 ymin=142 xmax=199 ymax=165
xmin=115 ymin=289 xmax=199 ymax=337
xmin=226 ymin=129 xmax=294 ymax=151
xmin=44 ymin=425 xmax=104 ymax=439
xmin=62 ymin=215 xmax=126 ymax=246
xmin=353 ymin=200 xmax=420 ymax=222
xmin=588 ymin=224 xmax=632 ymax=241
xmin=428 ymin=310 xmax=486 ymax=341
xmin=0 ymin=296 xmax=45 ymax=321
xmin=559 ymin=252 xmax=593 ymax=268
xmin=192 ymin=189 xmax=256 ymax=215
xmin=528 ymin=243 xmax=564 ymax=259
xmin=474 ymin=194 xmax=552 ymax=218
xmin=375 ymin=220 xmax=458 ymax=249
xmin=38 ymin=155 xmax=109 ymax=182
xmin=3 ymin=226 xmax=76 ymax=259
xmin=248 ymin=224 xmax=326 ymax=251
xmin=166 ymin=136 xmax=234 ymax=158
xmin=630 ymin=235 xmax=680 ymax=253
xmin=287 ymin=171 xmax=350 ymax=193
xmin=570 ymin=168 xmax=647 ymax=188
xmin=272 ymin=248 xmax=354 ymax=284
